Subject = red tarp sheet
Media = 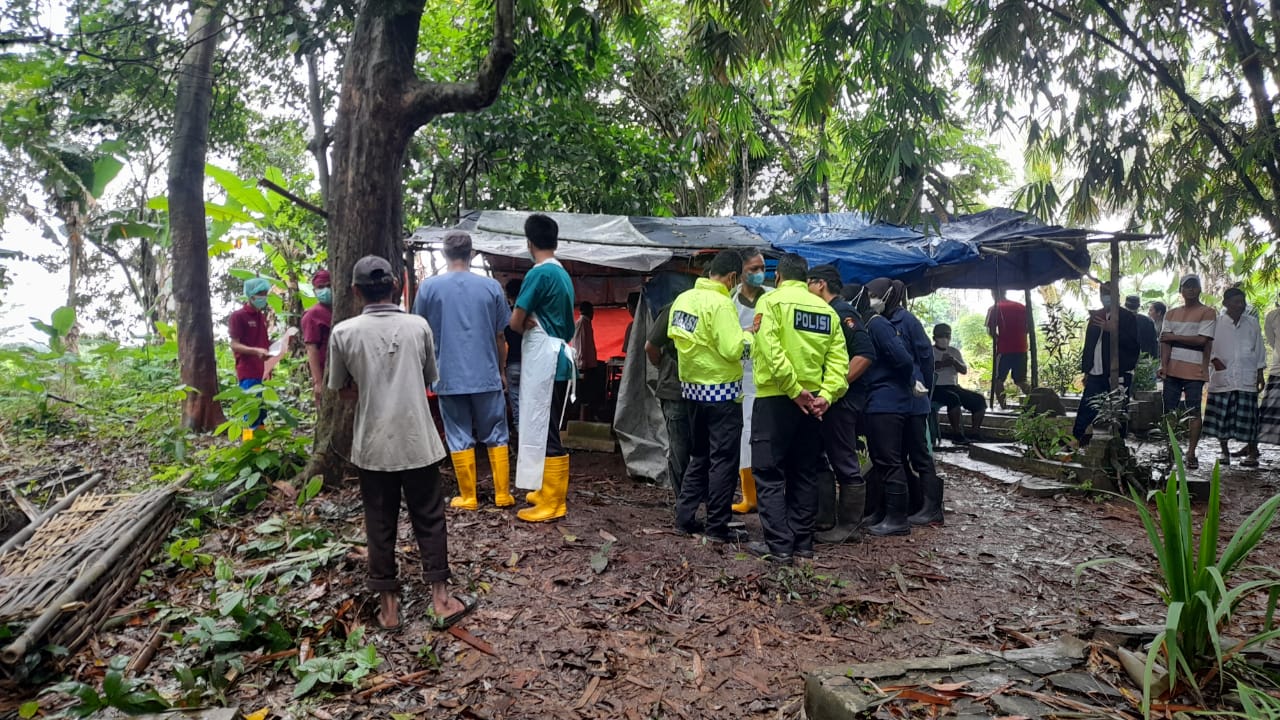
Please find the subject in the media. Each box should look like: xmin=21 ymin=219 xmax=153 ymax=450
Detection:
xmin=576 ymin=307 xmax=632 ymax=362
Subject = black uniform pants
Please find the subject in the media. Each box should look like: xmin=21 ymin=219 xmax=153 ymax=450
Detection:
xmin=820 ymin=399 xmax=863 ymax=487
xmin=546 ymin=380 xmax=569 ymax=457
xmin=752 ymin=395 xmax=823 ymax=555
xmin=676 ymin=399 xmax=743 ymax=535
xmin=864 ymin=413 xmax=908 ymax=515
xmin=904 ymin=414 xmax=938 ymax=514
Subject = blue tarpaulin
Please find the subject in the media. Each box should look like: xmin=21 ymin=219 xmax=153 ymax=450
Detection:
xmin=738 ymin=208 xmax=1090 ymax=292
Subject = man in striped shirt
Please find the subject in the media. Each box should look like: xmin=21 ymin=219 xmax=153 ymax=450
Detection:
xmin=1159 ymin=274 xmax=1217 ymax=469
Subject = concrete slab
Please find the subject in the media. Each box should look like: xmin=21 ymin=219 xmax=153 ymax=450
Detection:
xmin=804 ymin=639 xmax=1087 ymax=720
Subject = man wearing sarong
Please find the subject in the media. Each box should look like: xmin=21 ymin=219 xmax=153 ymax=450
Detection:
xmin=414 ymin=231 xmax=514 ymax=510
xmin=509 ymin=214 xmax=576 ymax=522
xmin=1204 ymin=287 xmax=1267 ymax=466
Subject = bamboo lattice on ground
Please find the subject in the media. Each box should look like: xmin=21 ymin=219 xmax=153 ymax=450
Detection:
xmin=0 ymin=474 xmax=188 ymax=683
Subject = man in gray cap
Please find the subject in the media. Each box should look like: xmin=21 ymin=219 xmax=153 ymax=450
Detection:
xmin=328 ymin=256 xmax=476 ymax=632
xmin=1159 ymin=274 xmax=1218 ymax=469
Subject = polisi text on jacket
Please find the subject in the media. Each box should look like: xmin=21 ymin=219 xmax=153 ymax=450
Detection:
xmin=793 ymin=309 xmax=831 ymax=334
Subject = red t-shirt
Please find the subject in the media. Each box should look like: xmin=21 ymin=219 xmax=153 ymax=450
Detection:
xmin=302 ymin=303 xmax=333 ymax=370
xmin=987 ymin=299 xmax=1029 ymax=354
xmin=228 ymin=303 xmax=270 ymax=381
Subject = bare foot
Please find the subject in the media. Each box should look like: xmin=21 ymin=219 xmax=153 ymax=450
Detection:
xmin=433 ymin=594 xmax=465 ymax=617
xmin=378 ymin=591 xmax=401 ymax=629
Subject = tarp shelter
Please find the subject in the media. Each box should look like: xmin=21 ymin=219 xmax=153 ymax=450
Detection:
xmin=409 ymin=207 xmax=1105 ymax=486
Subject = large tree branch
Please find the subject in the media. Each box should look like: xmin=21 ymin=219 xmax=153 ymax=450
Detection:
xmin=401 ymin=0 xmax=514 ymax=126
xmin=1219 ymin=0 xmax=1280 ymax=206
xmin=1028 ymin=0 xmax=1275 ymax=226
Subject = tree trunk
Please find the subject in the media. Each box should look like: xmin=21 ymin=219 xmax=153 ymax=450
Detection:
xmin=169 ymin=0 xmax=226 ymax=432
xmin=305 ymin=0 xmax=515 ymax=488
xmin=304 ymin=51 xmax=331 ymax=205
xmin=61 ymin=197 xmax=83 ymax=353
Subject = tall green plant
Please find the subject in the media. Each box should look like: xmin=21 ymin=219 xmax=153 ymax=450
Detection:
xmin=1128 ymin=440 xmax=1280 ymax=715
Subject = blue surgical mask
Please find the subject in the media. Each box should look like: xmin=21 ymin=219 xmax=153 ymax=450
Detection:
xmin=251 ymin=296 xmax=269 ymax=310
xmin=745 ymin=271 xmax=766 ymax=288
xmin=316 ymin=288 xmax=332 ymax=306
xmin=1101 ymin=295 xmax=1113 ymax=309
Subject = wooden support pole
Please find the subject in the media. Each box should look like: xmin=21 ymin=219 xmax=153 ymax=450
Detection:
xmin=1109 ymin=238 xmax=1121 ymax=393
xmin=1026 ymin=287 xmax=1039 ymax=389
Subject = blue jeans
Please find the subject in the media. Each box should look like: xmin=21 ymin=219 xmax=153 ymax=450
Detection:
xmin=438 ymin=391 xmax=510 ymax=452
xmin=505 ymin=361 xmax=521 ymax=427
xmin=239 ymin=378 xmax=266 ymax=429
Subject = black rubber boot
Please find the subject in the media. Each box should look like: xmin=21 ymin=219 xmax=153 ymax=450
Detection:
xmin=908 ymin=474 xmax=945 ymax=526
xmin=815 ymin=483 xmax=865 ymax=544
xmin=866 ymin=486 xmax=911 ymax=537
xmin=814 ymin=470 xmax=837 ymax=531
xmin=862 ymin=473 xmax=885 ymax=527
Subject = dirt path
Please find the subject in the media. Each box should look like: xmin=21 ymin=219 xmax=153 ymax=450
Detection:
xmin=15 ymin=447 xmax=1280 ymax=718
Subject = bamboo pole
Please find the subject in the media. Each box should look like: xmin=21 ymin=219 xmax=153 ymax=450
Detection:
xmin=0 ymin=473 xmax=104 ymax=558
xmin=0 ymin=472 xmax=191 ymax=666
xmin=1026 ymin=287 xmax=1039 ymax=389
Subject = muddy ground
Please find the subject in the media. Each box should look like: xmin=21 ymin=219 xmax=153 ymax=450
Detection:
xmin=5 ymin=443 xmax=1280 ymax=719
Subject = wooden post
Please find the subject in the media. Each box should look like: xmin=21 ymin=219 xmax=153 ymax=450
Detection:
xmin=1025 ymin=287 xmax=1039 ymax=389
xmin=1109 ymin=238 xmax=1121 ymax=393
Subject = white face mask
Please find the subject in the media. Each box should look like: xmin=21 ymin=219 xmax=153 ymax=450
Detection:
xmin=935 ymin=338 xmax=950 ymax=349
xmin=869 ymin=298 xmax=886 ymax=314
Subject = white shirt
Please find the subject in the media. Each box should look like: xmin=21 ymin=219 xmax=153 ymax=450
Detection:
xmin=1208 ymin=311 xmax=1267 ymax=393
xmin=1265 ymin=307 xmax=1280 ymax=374
xmin=932 ymin=345 xmax=967 ymax=386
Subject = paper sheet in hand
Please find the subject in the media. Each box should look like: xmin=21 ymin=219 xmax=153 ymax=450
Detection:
xmin=269 ymin=326 xmax=299 ymax=355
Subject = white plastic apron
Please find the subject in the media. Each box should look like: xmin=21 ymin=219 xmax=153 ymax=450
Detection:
xmin=734 ymin=288 xmax=768 ymax=470
xmin=516 ymin=322 xmax=576 ymax=490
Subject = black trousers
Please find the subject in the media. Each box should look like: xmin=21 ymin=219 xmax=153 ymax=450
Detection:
xmin=676 ymin=399 xmax=743 ymax=534
xmin=358 ymin=464 xmax=450 ymax=591
xmin=821 ymin=399 xmax=863 ymax=487
xmin=905 ymin=414 xmax=938 ymax=514
xmin=1072 ymin=372 xmax=1132 ymax=441
xmin=752 ymin=395 xmax=823 ymax=555
xmin=864 ymin=413 xmax=908 ymax=515
xmin=547 ymin=380 xmax=569 ymax=457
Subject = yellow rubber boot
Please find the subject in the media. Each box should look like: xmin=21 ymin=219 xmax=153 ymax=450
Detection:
xmin=517 ymin=455 xmax=568 ymax=522
xmin=732 ymin=468 xmax=758 ymax=514
xmin=489 ymin=446 xmax=514 ymax=507
xmin=449 ymin=449 xmax=479 ymax=510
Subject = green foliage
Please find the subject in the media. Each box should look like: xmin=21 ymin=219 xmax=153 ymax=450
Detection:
xmin=166 ymin=537 xmax=214 ymax=571
xmin=1133 ymin=356 xmax=1159 ymax=393
xmin=1124 ymin=442 xmax=1280 ymax=714
xmin=292 ymin=627 xmax=382 ymax=698
xmin=45 ymin=656 xmax=169 ymax=717
xmin=1038 ymin=301 xmax=1082 ymax=396
xmin=1012 ymin=408 xmax=1073 ymax=460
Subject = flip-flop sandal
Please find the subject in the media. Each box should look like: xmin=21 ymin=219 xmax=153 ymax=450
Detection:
xmin=1242 ymin=457 xmax=1260 ymax=467
xmin=429 ymin=594 xmax=478 ymax=631
xmin=1186 ymin=456 xmax=1200 ymax=470
xmin=376 ymin=604 xmax=404 ymax=633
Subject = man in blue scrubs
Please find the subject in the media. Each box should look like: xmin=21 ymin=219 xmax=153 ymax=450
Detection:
xmin=414 ymin=231 xmax=514 ymax=510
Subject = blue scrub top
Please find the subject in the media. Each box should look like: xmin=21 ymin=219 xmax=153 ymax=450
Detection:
xmin=413 ymin=271 xmax=511 ymax=395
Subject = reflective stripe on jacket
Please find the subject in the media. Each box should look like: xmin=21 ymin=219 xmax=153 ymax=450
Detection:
xmin=751 ymin=280 xmax=849 ymax=403
xmin=669 ymin=277 xmax=749 ymax=396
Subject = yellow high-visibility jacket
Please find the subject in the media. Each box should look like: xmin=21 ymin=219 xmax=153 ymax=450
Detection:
xmin=669 ymin=278 xmax=750 ymax=401
xmin=751 ymin=280 xmax=849 ymax=404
